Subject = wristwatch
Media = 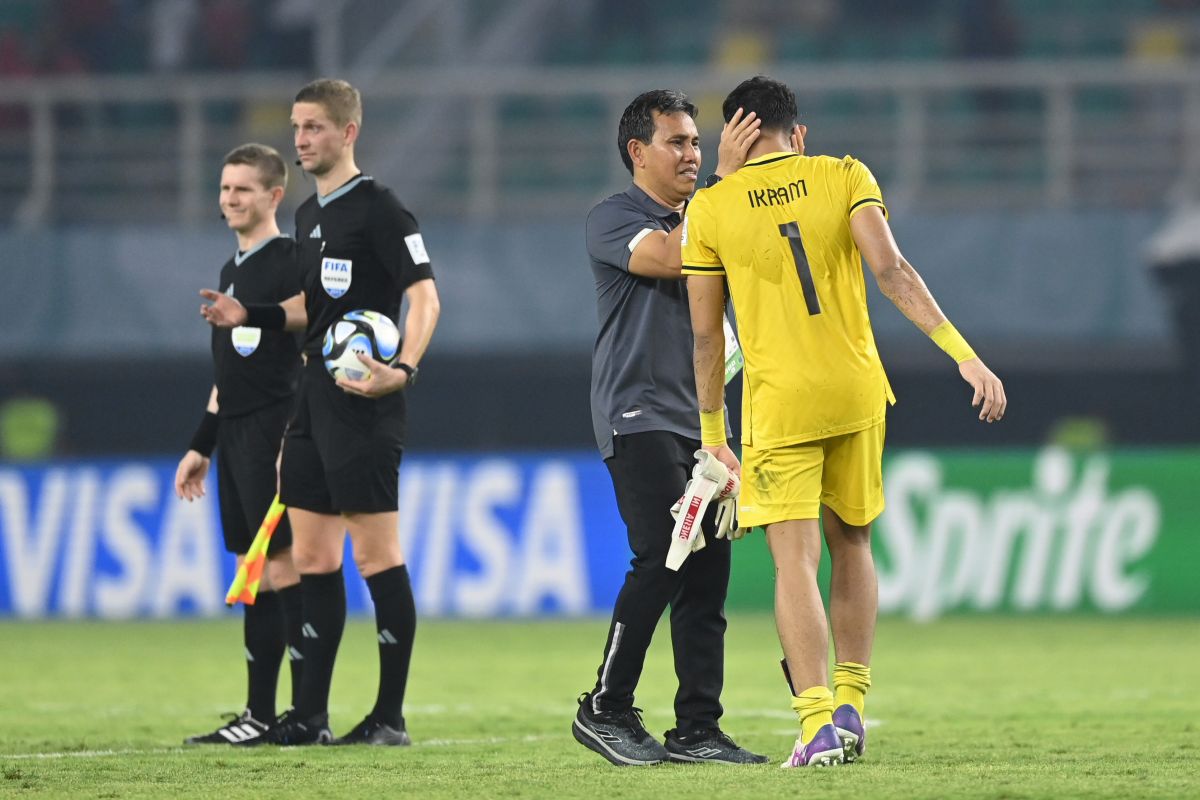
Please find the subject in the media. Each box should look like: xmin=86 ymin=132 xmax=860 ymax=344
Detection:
xmin=394 ymin=362 xmax=419 ymax=386
xmin=704 ymin=174 xmax=723 ymax=188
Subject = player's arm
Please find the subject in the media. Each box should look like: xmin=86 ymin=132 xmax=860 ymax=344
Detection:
xmin=850 ymin=206 xmax=1006 ymax=423
xmin=339 ymin=279 xmax=439 ymax=397
xmin=200 ymin=289 xmax=306 ymax=331
xmin=279 ymin=291 xmax=307 ymax=332
xmin=687 ymin=273 xmax=740 ymax=476
xmin=175 ymin=386 xmax=218 ymax=501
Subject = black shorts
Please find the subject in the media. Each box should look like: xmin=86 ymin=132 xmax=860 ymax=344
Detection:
xmin=216 ymin=399 xmax=293 ymax=555
xmin=279 ymin=359 xmax=405 ymax=514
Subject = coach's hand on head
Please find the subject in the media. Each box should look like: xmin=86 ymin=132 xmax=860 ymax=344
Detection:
xmin=714 ymin=107 xmax=760 ymax=178
xmin=199 ymin=289 xmax=248 ymax=328
xmin=336 ymin=352 xmax=409 ymax=398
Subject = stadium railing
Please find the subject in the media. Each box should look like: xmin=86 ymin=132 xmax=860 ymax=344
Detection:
xmin=1 ymin=59 xmax=1198 ymax=226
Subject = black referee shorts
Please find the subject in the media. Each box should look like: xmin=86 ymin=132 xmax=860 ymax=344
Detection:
xmin=215 ymin=399 xmax=293 ymax=555
xmin=280 ymin=359 xmax=405 ymax=515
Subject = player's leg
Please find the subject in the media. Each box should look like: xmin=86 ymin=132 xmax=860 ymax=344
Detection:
xmin=742 ymin=441 xmax=843 ymax=768
xmin=241 ymin=391 xmax=341 ymax=746
xmin=310 ymin=384 xmax=412 ymax=747
xmin=667 ymin=510 xmax=729 ymax=732
xmin=264 ymin=548 xmax=303 ymax=714
xmin=231 ymin=402 xmax=302 ymax=729
xmin=665 ymin=496 xmax=767 ymax=764
xmin=184 ymin=422 xmax=279 ymax=745
xmin=256 ymin=397 xmax=305 ymax=715
xmin=573 ymin=431 xmax=684 ymax=766
xmin=332 ymin=509 xmax=414 ymax=746
xmin=284 ymin=506 xmax=345 ymax=736
xmin=819 ymin=421 xmax=885 ymax=762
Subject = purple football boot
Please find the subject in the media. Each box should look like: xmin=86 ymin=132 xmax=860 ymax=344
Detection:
xmin=781 ymin=723 xmax=844 ymax=768
xmin=832 ymin=704 xmax=866 ymax=763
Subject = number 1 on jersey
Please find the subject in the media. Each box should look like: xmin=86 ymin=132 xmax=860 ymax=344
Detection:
xmin=779 ymin=221 xmax=821 ymax=315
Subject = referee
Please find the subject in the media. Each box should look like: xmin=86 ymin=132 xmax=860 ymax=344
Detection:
xmin=176 ymin=143 xmax=303 ymax=745
xmin=200 ymin=79 xmax=440 ymax=746
xmin=572 ymin=89 xmax=766 ymax=766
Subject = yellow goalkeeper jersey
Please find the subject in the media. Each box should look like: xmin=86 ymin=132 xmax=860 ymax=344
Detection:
xmin=682 ymin=151 xmax=895 ymax=448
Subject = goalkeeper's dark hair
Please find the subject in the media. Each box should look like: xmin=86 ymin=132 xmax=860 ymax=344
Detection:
xmin=223 ymin=143 xmax=288 ymax=191
xmin=722 ymin=75 xmax=798 ymax=134
xmin=617 ymin=89 xmax=698 ymax=175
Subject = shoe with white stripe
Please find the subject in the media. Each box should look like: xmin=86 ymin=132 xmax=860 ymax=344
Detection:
xmin=235 ymin=709 xmax=332 ymax=746
xmin=572 ymin=692 xmax=668 ymax=766
xmin=664 ymin=727 xmax=769 ymax=765
xmin=184 ymin=710 xmax=270 ymax=745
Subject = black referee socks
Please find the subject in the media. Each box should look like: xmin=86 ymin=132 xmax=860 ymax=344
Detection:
xmin=366 ymin=565 xmax=417 ymax=730
xmin=278 ymin=583 xmax=305 ymax=711
xmin=295 ymin=568 xmax=347 ymax=719
xmin=243 ymin=590 xmax=286 ymax=723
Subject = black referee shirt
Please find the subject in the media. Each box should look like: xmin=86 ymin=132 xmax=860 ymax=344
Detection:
xmin=294 ymin=175 xmax=435 ymax=358
xmin=213 ymin=235 xmax=303 ymax=418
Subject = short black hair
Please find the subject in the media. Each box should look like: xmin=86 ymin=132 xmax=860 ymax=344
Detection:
xmin=722 ymin=76 xmax=798 ymax=133
xmin=617 ymin=89 xmax=698 ymax=175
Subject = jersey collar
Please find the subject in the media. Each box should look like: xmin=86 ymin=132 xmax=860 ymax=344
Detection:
xmin=234 ymin=233 xmax=289 ymax=266
xmin=317 ymin=174 xmax=373 ymax=207
xmin=745 ymin=152 xmax=800 ymax=167
xmin=626 ymin=183 xmax=683 ymax=221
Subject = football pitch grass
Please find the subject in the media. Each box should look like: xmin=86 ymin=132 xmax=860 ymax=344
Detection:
xmin=1 ymin=615 xmax=1196 ymax=799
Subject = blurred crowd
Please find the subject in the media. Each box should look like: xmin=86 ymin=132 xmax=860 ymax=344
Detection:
xmin=4 ymin=0 xmax=1200 ymax=82
xmin=0 ymin=0 xmax=315 ymax=78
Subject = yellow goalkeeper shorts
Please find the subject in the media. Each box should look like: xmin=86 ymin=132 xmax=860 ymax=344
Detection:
xmin=738 ymin=420 xmax=885 ymax=528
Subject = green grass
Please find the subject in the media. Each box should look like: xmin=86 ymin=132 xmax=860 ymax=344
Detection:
xmin=1 ymin=615 xmax=1197 ymax=799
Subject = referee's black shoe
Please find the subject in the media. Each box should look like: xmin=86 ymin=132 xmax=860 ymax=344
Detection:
xmin=664 ymin=727 xmax=770 ymax=765
xmin=331 ymin=715 xmax=412 ymax=746
xmin=183 ymin=710 xmax=269 ymax=745
xmin=235 ymin=709 xmax=332 ymax=746
xmin=572 ymin=692 xmax=668 ymax=766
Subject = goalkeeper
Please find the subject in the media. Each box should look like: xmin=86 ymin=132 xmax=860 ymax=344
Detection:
xmin=572 ymin=89 xmax=767 ymax=767
xmin=175 ymin=143 xmax=303 ymax=746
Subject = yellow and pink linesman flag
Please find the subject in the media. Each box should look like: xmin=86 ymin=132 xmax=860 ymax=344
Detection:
xmin=225 ymin=496 xmax=287 ymax=606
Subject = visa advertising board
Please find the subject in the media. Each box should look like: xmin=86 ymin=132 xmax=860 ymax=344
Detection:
xmin=1 ymin=448 xmax=1195 ymax=619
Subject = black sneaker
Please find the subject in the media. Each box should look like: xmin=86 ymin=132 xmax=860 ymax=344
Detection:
xmin=235 ymin=709 xmax=332 ymax=747
xmin=183 ymin=710 xmax=270 ymax=745
xmin=332 ymin=715 xmax=412 ymax=746
xmin=664 ymin=727 xmax=770 ymax=765
xmin=572 ymin=692 xmax=668 ymax=766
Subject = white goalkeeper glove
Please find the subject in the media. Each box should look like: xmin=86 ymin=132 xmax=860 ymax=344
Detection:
xmin=666 ymin=450 xmax=741 ymax=570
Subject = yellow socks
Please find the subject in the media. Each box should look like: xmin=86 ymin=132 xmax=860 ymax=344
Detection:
xmin=833 ymin=661 xmax=872 ymax=716
xmin=790 ymin=686 xmax=834 ymax=743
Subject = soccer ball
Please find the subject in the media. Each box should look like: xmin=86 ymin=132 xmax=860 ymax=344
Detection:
xmin=322 ymin=310 xmax=401 ymax=382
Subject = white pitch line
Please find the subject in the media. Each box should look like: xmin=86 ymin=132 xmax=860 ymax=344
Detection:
xmin=1 ymin=748 xmax=180 ymax=761
xmin=0 ymin=734 xmax=560 ymax=761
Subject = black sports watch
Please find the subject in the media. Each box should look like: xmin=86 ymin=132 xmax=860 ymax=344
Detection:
xmin=703 ymin=173 xmax=723 ymax=188
xmin=394 ymin=362 xmax=419 ymax=386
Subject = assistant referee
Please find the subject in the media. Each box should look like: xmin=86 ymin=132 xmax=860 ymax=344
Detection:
xmin=176 ymin=143 xmax=303 ymax=745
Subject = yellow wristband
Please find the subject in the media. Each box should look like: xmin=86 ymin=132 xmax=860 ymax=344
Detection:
xmin=699 ymin=409 xmax=726 ymax=447
xmin=929 ymin=321 xmax=977 ymax=364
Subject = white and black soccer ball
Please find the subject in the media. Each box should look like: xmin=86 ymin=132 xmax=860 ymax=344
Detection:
xmin=322 ymin=310 xmax=401 ymax=382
